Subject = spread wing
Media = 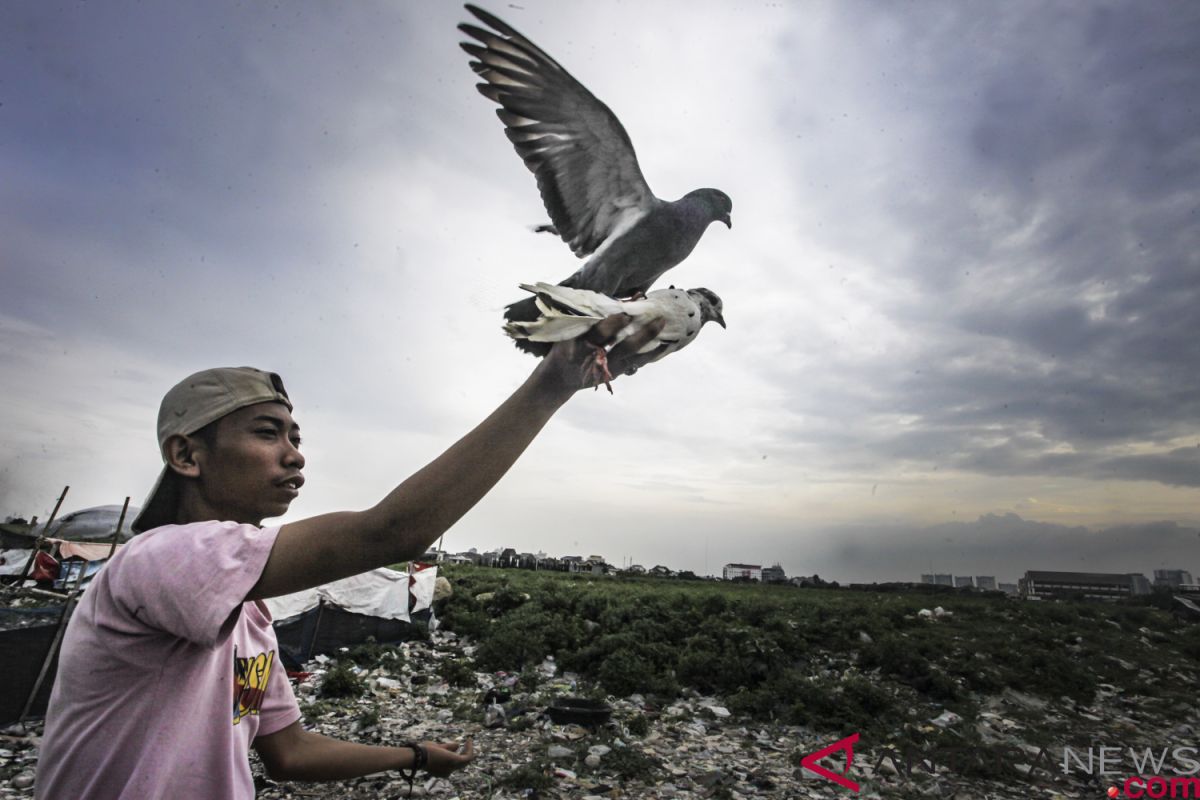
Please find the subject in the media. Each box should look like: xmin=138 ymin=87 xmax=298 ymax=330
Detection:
xmin=460 ymin=5 xmax=657 ymax=258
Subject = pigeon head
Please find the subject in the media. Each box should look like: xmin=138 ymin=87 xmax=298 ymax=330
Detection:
xmin=687 ymin=287 xmax=726 ymax=329
xmin=685 ymin=188 xmax=733 ymax=229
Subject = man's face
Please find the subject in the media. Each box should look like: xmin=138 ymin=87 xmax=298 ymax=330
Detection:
xmin=194 ymin=401 xmax=305 ymax=525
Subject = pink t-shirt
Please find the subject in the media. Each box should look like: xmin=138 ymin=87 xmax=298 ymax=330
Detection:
xmin=36 ymin=521 xmax=301 ymax=799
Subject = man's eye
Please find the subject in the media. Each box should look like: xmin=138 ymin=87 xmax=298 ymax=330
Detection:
xmin=257 ymin=429 xmax=276 ymax=436
xmin=290 ymin=438 xmax=302 ymax=448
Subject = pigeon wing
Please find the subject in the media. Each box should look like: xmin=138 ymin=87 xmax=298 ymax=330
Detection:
xmin=504 ymin=283 xmax=626 ymax=343
xmin=460 ymin=5 xmax=657 ymax=259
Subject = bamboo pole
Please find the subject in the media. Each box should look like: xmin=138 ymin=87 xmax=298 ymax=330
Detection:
xmin=104 ymin=497 xmax=130 ymax=563
xmin=19 ymin=590 xmax=79 ymax=723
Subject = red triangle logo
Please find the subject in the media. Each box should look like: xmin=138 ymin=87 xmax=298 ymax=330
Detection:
xmin=800 ymin=732 xmax=860 ymax=791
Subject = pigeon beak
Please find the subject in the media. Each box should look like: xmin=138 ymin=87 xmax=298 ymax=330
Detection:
xmin=715 ymin=313 xmax=727 ymax=329
xmin=720 ymin=213 xmax=732 ymax=229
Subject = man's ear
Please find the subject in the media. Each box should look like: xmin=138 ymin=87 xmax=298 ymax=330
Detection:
xmin=163 ymin=433 xmax=203 ymax=479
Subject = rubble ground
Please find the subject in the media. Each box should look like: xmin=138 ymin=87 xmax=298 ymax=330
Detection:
xmin=2 ymin=570 xmax=1197 ymax=798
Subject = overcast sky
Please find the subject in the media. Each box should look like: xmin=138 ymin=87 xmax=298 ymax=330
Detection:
xmin=3 ymin=1 xmax=1198 ymax=583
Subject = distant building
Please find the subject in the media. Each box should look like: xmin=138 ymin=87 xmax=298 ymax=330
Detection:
xmin=933 ymin=573 xmax=953 ymax=587
xmin=762 ymin=564 xmax=787 ymax=583
xmin=975 ymin=576 xmax=997 ymax=591
xmin=920 ymin=574 xmax=934 ymax=585
xmin=998 ymin=582 xmax=1019 ymax=595
xmin=581 ymin=557 xmax=609 ymax=576
xmin=1020 ymin=571 xmax=1152 ymax=601
xmin=954 ymin=576 xmax=975 ymax=589
xmin=1154 ymin=569 xmax=1196 ymax=588
xmin=723 ymin=563 xmax=762 ymax=581
xmin=649 ymin=565 xmax=674 ymax=577
xmin=626 ymin=564 xmax=646 ymax=575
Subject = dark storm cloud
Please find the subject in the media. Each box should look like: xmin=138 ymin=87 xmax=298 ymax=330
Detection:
xmin=0 ymin=1 xmax=464 ymax=362
xmin=764 ymin=2 xmax=1200 ymax=489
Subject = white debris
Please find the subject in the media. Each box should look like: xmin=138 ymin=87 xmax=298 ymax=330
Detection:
xmin=930 ymin=710 xmax=962 ymax=728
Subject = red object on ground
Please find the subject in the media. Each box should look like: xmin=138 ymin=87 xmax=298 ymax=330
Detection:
xmin=30 ymin=551 xmax=61 ymax=582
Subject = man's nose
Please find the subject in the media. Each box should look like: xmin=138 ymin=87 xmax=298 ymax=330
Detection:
xmin=285 ymin=442 xmax=305 ymax=469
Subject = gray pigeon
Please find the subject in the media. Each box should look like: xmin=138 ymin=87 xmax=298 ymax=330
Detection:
xmin=459 ymin=5 xmax=732 ymax=349
xmin=504 ymin=282 xmax=725 ymax=390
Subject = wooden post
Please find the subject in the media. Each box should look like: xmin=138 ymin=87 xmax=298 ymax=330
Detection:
xmin=16 ymin=486 xmax=70 ymax=585
xmin=19 ymin=590 xmax=79 ymax=723
xmin=105 ymin=497 xmax=130 ymax=561
xmin=62 ymin=497 xmax=130 ymax=594
xmin=306 ymin=599 xmax=325 ymax=662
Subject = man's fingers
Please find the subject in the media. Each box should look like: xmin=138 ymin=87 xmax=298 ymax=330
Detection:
xmin=430 ymin=738 xmax=474 ymax=760
xmin=583 ymin=313 xmax=633 ymax=346
xmin=610 ymin=317 xmax=666 ymax=359
xmin=630 ymin=317 xmax=666 ymax=349
xmin=608 ymin=318 xmax=666 ymax=377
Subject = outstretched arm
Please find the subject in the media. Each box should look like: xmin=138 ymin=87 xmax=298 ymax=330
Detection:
xmin=254 ymin=720 xmax=473 ymax=782
xmin=248 ymin=315 xmax=664 ymax=600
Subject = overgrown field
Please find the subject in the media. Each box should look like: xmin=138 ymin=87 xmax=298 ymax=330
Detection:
xmin=436 ymin=565 xmax=1200 ymax=774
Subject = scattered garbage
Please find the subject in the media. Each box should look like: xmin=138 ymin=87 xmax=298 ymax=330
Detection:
xmin=545 ymin=697 xmax=613 ymax=727
xmin=929 ymin=710 xmax=963 ymax=728
xmin=3 ymin=608 xmax=1195 ymax=800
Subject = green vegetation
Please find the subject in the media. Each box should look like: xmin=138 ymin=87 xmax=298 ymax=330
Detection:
xmin=498 ymin=760 xmax=554 ymax=792
xmin=438 ymin=656 xmax=478 ymax=688
xmin=318 ymin=662 xmax=365 ymax=699
xmin=437 ymin=564 xmax=1199 ymax=745
xmin=343 ymin=638 xmax=405 ymax=667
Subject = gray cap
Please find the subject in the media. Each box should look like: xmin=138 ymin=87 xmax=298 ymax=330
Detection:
xmin=131 ymin=367 xmax=292 ymax=533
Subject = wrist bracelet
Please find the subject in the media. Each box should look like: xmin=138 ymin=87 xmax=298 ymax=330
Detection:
xmin=398 ymin=742 xmax=428 ymax=797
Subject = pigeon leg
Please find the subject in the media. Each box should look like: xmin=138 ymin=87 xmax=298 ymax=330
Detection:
xmin=583 ymin=343 xmax=615 ymax=394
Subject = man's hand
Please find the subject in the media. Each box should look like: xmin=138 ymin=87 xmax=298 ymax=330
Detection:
xmin=533 ymin=313 xmax=668 ymax=398
xmin=421 ymin=738 xmax=475 ymax=777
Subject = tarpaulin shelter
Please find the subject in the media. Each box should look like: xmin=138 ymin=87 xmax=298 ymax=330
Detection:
xmin=265 ymin=564 xmax=440 ymax=669
xmin=43 ymin=505 xmax=138 ymax=543
xmin=0 ymin=503 xmax=132 ymax=722
xmin=0 ymin=548 xmax=34 ymax=576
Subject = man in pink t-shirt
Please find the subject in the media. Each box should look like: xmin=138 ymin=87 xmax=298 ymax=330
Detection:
xmin=37 ymin=315 xmax=659 ymax=799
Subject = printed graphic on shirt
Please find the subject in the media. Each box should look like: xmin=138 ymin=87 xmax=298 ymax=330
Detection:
xmin=233 ymin=645 xmax=275 ymax=725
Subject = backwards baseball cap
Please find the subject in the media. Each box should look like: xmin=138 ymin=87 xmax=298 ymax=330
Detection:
xmin=130 ymin=367 xmax=292 ymax=533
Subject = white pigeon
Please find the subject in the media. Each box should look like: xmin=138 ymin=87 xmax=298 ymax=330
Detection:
xmin=504 ymin=282 xmax=725 ymax=391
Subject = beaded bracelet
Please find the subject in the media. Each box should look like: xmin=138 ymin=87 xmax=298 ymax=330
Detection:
xmin=397 ymin=741 xmax=428 ymax=797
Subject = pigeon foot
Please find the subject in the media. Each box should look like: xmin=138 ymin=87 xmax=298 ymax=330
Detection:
xmin=583 ymin=343 xmax=615 ymax=394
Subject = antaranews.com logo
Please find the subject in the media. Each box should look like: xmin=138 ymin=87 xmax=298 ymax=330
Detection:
xmin=1109 ymin=777 xmax=1200 ymax=797
xmin=801 ymin=733 xmax=861 ymax=792
xmin=799 ymin=736 xmax=1200 ymax=797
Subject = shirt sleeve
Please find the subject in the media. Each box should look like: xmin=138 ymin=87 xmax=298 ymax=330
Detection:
xmin=108 ymin=521 xmax=280 ymax=647
xmin=256 ymin=650 xmax=302 ymax=737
